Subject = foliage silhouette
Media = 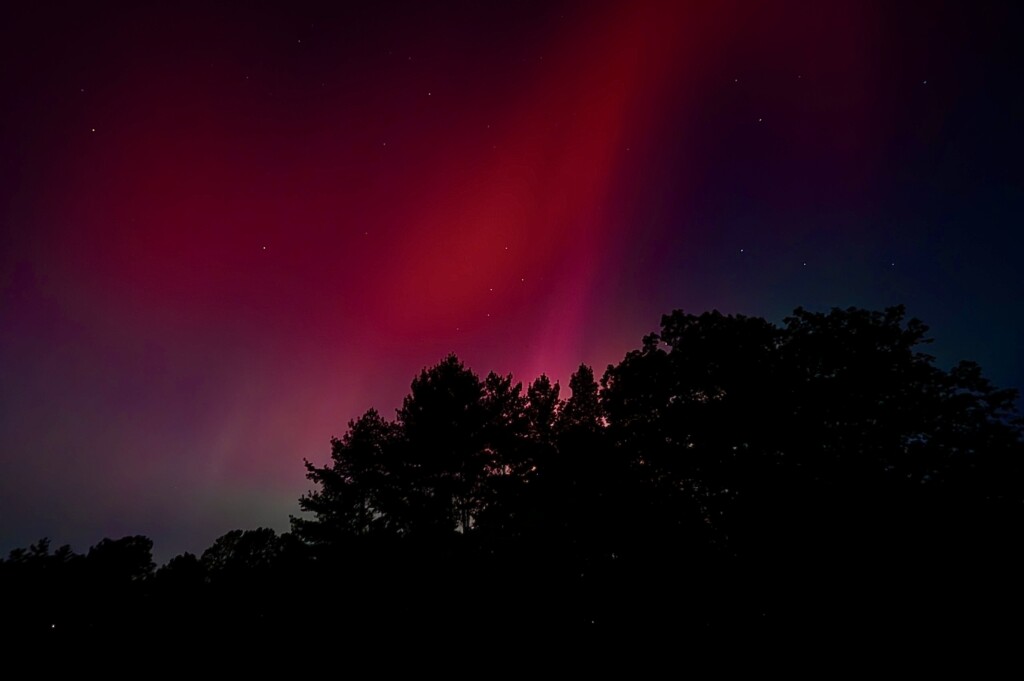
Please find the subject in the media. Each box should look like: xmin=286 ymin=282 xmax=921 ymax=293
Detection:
xmin=2 ymin=305 xmax=1021 ymax=644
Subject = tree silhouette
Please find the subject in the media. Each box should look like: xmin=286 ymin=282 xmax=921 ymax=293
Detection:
xmin=0 ymin=538 xmax=85 ymax=634
xmin=4 ymin=304 xmax=1021 ymax=642
xmin=155 ymin=551 xmax=205 ymax=589
xmin=397 ymin=354 xmax=493 ymax=535
xmin=87 ymin=535 xmax=155 ymax=583
xmin=558 ymin=364 xmax=602 ymax=434
xmin=295 ymin=408 xmax=400 ymax=543
xmin=201 ymin=528 xmax=283 ymax=579
xmin=526 ymin=373 xmax=561 ymax=442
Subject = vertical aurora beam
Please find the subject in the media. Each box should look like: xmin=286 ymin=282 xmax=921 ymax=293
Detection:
xmin=0 ymin=1 xmax=901 ymax=561
xmin=379 ymin=2 xmax=712 ymax=376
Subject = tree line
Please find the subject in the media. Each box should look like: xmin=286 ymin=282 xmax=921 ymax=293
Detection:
xmin=3 ymin=305 xmax=1022 ymax=643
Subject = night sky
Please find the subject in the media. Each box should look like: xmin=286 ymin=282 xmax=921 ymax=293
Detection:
xmin=2 ymin=1 xmax=1022 ymax=563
